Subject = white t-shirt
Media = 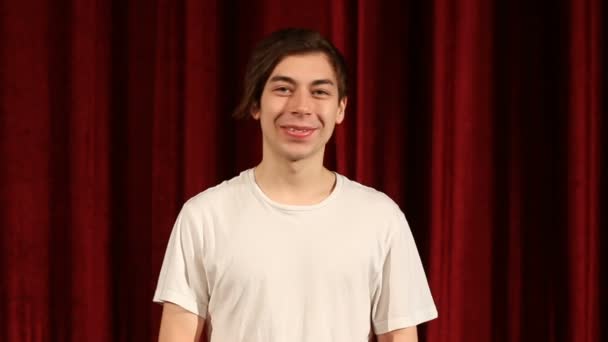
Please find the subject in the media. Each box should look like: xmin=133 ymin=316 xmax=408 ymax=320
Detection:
xmin=153 ymin=168 xmax=437 ymax=341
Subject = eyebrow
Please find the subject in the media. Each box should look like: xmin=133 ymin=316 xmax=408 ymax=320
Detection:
xmin=268 ymin=75 xmax=335 ymax=87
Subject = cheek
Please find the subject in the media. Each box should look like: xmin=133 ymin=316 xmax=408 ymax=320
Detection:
xmin=260 ymin=93 xmax=286 ymax=113
xmin=320 ymin=104 xmax=341 ymax=123
xmin=261 ymin=116 xmax=275 ymax=129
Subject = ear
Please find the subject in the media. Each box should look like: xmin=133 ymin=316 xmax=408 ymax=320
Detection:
xmin=250 ymin=103 xmax=261 ymax=120
xmin=335 ymin=97 xmax=347 ymax=124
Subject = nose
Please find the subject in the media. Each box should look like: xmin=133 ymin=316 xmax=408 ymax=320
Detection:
xmin=287 ymin=89 xmax=312 ymax=115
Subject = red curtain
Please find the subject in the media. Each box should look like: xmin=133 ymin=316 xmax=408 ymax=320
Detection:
xmin=0 ymin=0 xmax=604 ymax=341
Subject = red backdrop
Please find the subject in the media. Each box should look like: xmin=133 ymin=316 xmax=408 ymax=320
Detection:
xmin=0 ymin=0 xmax=604 ymax=341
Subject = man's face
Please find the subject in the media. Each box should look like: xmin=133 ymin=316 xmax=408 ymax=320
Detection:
xmin=252 ymin=52 xmax=347 ymax=163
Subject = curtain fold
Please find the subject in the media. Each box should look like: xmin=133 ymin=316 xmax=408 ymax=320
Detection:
xmin=428 ymin=0 xmax=494 ymax=340
xmin=567 ymin=0 xmax=601 ymax=340
xmin=0 ymin=0 xmax=603 ymax=341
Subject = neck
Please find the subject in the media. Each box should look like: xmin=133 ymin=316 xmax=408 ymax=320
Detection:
xmin=253 ymin=149 xmax=336 ymax=206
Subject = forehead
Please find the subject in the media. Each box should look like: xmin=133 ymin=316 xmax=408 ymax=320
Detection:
xmin=269 ymin=53 xmax=337 ymax=84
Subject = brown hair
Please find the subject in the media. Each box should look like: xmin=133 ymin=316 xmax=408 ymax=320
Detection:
xmin=233 ymin=28 xmax=348 ymax=119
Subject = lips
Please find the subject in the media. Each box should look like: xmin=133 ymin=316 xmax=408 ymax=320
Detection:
xmin=280 ymin=125 xmax=317 ymax=138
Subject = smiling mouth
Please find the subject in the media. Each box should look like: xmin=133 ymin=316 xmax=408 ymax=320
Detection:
xmin=280 ymin=126 xmax=317 ymax=138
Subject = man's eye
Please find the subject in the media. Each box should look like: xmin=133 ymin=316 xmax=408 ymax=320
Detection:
xmin=275 ymin=87 xmax=291 ymax=94
xmin=312 ymin=90 xmax=330 ymax=96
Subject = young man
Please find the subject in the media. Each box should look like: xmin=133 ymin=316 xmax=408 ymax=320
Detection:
xmin=153 ymin=28 xmax=437 ymax=342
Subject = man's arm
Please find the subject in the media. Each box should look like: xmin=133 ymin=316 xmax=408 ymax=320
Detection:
xmin=376 ymin=326 xmax=418 ymax=342
xmin=158 ymin=302 xmax=205 ymax=342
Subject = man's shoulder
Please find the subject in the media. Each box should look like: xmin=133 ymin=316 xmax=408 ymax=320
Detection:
xmin=339 ymin=174 xmax=401 ymax=215
xmin=182 ymin=169 xmax=251 ymax=211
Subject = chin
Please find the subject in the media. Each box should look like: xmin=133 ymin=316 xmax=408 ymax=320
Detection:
xmin=280 ymin=148 xmax=318 ymax=162
xmin=269 ymin=141 xmax=324 ymax=163
xmin=284 ymin=153 xmax=312 ymax=162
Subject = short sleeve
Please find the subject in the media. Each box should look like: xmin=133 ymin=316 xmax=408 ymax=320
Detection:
xmin=153 ymin=202 xmax=210 ymax=318
xmin=371 ymin=208 xmax=438 ymax=334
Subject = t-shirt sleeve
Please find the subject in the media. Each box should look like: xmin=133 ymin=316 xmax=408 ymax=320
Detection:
xmin=153 ymin=202 xmax=210 ymax=318
xmin=370 ymin=207 xmax=438 ymax=334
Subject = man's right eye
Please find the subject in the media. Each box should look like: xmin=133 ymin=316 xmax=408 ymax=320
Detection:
xmin=274 ymin=87 xmax=291 ymax=95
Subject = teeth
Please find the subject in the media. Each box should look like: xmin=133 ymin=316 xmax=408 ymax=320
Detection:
xmin=288 ymin=128 xmax=309 ymax=132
